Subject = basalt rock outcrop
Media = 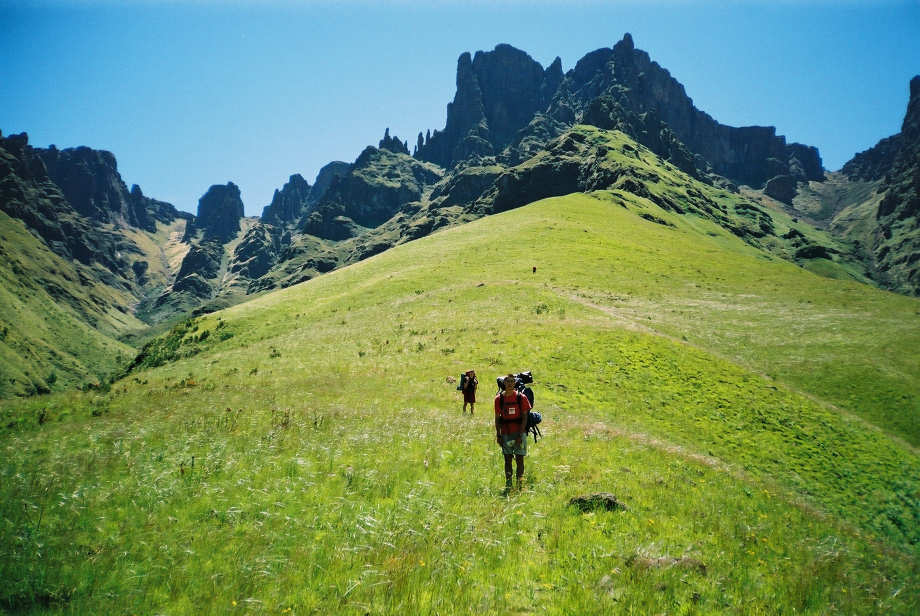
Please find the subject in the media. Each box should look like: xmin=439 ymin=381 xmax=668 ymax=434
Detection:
xmin=36 ymin=144 xmax=180 ymax=233
xmin=581 ymin=94 xmax=709 ymax=180
xmin=379 ymin=128 xmax=410 ymax=155
xmin=162 ymin=182 xmax=249 ymax=310
xmin=415 ymin=35 xmax=823 ymax=191
xmin=304 ymin=145 xmax=443 ymax=238
xmin=310 ymin=161 xmax=353 ymax=205
xmin=763 ymin=174 xmax=798 ymax=205
xmin=187 ymin=182 xmax=245 ymax=243
xmin=260 ymin=174 xmax=312 ymax=227
xmin=838 ymin=76 xmax=920 ymax=295
xmin=415 ymin=44 xmax=563 ymax=168
xmin=259 ymin=163 xmax=352 ymax=228
xmin=0 ymin=130 xmax=195 ymax=394
xmin=0 ymin=132 xmax=187 ymax=282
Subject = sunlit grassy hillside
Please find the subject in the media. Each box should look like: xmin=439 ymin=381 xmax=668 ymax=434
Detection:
xmin=2 ymin=190 xmax=918 ymax=614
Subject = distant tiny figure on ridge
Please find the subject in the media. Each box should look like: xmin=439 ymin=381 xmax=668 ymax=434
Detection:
xmin=461 ymin=369 xmax=478 ymax=414
xmin=495 ymin=373 xmax=532 ymax=491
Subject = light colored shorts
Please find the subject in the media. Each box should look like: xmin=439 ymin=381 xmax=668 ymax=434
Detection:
xmin=500 ymin=432 xmax=527 ymax=456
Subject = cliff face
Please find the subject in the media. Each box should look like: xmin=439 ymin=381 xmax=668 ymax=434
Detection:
xmin=260 ymin=174 xmax=312 ymax=227
xmin=36 ymin=144 xmax=179 ymax=232
xmin=188 ymin=182 xmax=245 ymax=243
xmin=415 ymin=45 xmax=563 ymax=168
xmin=838 ymin=76 xmax=920 ymax=295
xmin=0 ymin=132 xmax=186 ymax=278
xmin=304 ymin=146 xmax=443 ymax=239
xmin=416 ymin=35 xmax=823 ymax=190
xmin=259 ymin=163 xmax=353 ymax=228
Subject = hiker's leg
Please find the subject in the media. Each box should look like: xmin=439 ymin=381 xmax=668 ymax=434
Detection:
xmin=515 ymin=454 xmax=524 ymax=485
xmin=504 ymin=454 xmax=513 ymax=485
xmin=470 ymin=402 xmax=474 ymax=415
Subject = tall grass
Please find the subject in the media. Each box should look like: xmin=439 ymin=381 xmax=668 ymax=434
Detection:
xmin=2 ymin=191 xmax=918 ymax=614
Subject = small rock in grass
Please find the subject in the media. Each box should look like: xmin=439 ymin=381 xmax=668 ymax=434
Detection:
xmin=569 ymin=492 xmax=627 ymax=512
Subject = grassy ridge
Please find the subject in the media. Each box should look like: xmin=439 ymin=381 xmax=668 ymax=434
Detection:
xmin=1 ymin=192 xmax=918 ymax=613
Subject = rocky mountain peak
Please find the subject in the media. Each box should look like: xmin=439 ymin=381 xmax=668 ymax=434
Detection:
xmin=194 ymin=182 xmax=244 ymax=242
xmin=260 ymin=174 xmax=311 ymax=226
xmin=310 ymin=161 xmax=352 ymax=204
xmin=902 ymin=75 xmax=920 ymax=139
xmin=416 ymin=35 xmax=822 ymax=189
xmin=379 ymin=128 xmax=410 ymax=155
xmin=36 ymin=143 xmax=131 ymax=223
xmin=416 ymin=43 xmax=563 ymax=168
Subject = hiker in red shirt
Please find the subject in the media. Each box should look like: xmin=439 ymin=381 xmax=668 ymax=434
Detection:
xmin=495 ymin=374 xmax=532 ymax=490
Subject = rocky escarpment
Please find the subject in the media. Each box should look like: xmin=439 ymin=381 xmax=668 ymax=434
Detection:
xmin=478 ymin=127 xmax=729 ymax=221
xmin=379 ymin=128 xmax=410 ymax=155
xmin=260 ymin=162 xmax=352 ymax=228
xmin=311 ymin=161 xmax=353 ymax=204
xmin=260 ymin=174 xmax=312 ymax=227
xmin=581 ymin=94 xmax=710 ymax=181
xmin=303 ymin=144 xmax=443 ymax=239
xmin=162 ymin=182 xmax=248 ymax=311
xmin=415 ymin=35 xmax=823 ymax=192
xmin=36 ymin=144 xmax=179 ymax=233
xmin=550 ymin=34 xmax=824 ymax=188
xmin=839 ymin=76 xmax=920 ymax=295
xmin=0 ymin=131 xmax=194 ymax=394
xmin=415 ymin=44 xmax=563 ymax=168
xmin=230 ymin=224 xmax=282 ymax=280
xmin=185 ymin=182 xmax=245 ymax=243
xmin=0 ymin=132 xmax=186 ymax=283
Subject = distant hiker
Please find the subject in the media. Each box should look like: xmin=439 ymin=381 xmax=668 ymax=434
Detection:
xmin=462 ymin=369 xmax=478 ymax=414
xmin=495 ymin=373 xmax=532 ymax=490
xmin=532 ymin=266 xmax=536 ymax=274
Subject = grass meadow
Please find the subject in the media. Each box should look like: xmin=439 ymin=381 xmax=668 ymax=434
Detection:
xmin=2 ymin=192 xmax=918 ymax=614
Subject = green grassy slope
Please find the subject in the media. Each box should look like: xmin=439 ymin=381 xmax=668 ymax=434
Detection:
xmin=0 ymin=211 xmax=141 ymax=397
xmin=1 ymin=192 xmax=918 ymax=614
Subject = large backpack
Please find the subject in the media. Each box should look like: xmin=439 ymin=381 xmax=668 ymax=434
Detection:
xmin=497 ymin=390 xmax=543 ymax=443
xmin=457 ymin=372 xmax=468 ymax=391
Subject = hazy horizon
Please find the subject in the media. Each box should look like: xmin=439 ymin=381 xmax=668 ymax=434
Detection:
xmin=2 ymin=0 xmax=918 ymax=216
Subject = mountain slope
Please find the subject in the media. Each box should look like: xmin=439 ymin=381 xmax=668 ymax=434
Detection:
xmin=0 ymin=132 xmax=193 ymax=395
xmin=764 ymin=75 xmax=920 ymax=296
xmin=0 ymin=210 xmax=139 ymax=396
xmin=2 ymin=179 xmax=917 ymax=613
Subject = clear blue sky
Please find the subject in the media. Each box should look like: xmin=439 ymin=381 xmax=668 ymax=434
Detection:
xmin=2 ymin=1 xmax=918 ymax=217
